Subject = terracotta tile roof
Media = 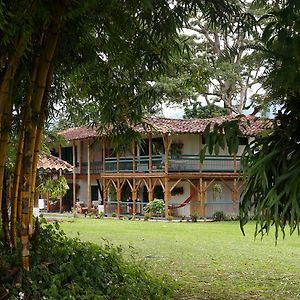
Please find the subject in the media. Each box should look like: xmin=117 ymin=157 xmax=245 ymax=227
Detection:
xmin=59 ymin=115 xmax=272 ymax=141
xmin=38 ymin=154 xmax=73 ymax=172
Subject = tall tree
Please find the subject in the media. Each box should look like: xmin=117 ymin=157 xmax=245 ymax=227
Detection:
xmin=0 ymin=0 xmax=242 ymax=272
xmin=154 ymin=1 xmax=265 ymax=115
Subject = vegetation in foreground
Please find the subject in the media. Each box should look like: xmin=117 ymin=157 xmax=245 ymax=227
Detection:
xmin=61 ymin=218 xmax=300 ymax=300
xmin=0 ymin=219 xmax=174 ymax=300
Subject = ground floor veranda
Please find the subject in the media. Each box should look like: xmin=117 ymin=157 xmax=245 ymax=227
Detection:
xmin=57 ymin=171 xmax=243 ymax=218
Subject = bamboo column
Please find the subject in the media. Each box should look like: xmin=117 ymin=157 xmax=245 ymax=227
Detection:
xmin=164 ymin=177 xmax=169 ymax=217
xmin=148 ymin=133 xmax=152 ymax=174
xmin=72 ymin=141 xmax=76 ymax=210
xmin=87 ymin=140 xmax=91 ymax=211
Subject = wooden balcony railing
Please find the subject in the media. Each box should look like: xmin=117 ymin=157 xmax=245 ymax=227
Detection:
xmin=68 ymin=154 xmax=241 ymax=175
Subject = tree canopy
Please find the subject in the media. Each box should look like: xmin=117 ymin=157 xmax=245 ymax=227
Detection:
xmin=0 ymin=0 xmax=244 ymax=272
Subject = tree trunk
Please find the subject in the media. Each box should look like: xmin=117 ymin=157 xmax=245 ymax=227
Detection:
xmin=20 ymin=10 xmax=63 ymax=271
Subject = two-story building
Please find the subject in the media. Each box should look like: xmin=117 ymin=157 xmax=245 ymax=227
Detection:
xmin=57 ymin=115 xmax=270 ymax=218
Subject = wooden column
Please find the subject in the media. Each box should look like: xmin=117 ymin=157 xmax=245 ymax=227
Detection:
xmin=199 ymin=178 xmax=204 ymax=217
xmin=79 ymin=141 xmax=83 ymax=174
xmin=164 ymin=177 xmax=169 ymax=217
xmin=102 ymin=138 xmax=106 ymax=173
xmin=58 ymin=145 xmax=63 ymax=213
xmin=148 ymin=179 xmax=153 ymax=202
xmin=87 ymin=140 xmax=91 ymax=211
xmin=117 ymin=152 xmax=120 ymax=173
xmin=148 ymin=132 xmax=153 ymax=174
xmin=232 ymin=178 xmax=238 ymax=212
xmin=103 ymin=179 xmax=107 ymax=212
xmin=132 ymin=141 xmax=136 ymax=173
xmin=199 ymin=134 xmax=203 ymax=173
xmin=72 ymin=141 xmax=76 ymax=210
xmin=163 ymin=134 xmax=170 ymax=174
xmin=117 ymin=180 xmax=121 ymax=216
xmin=233 ymin=153 xmax=237 ymax=175
xmin=204 ymin=181 xmax=207 ymax=217
xmin=132 ymin=179 xmax=137 ymax=215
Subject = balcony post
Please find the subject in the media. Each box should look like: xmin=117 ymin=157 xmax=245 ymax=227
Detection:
xmin=233 ymin=153 xmax=237 ymax=174
xmin=199 ymin=134 xmax=203 ymax=173
xmin=132 ymin=141 xmax=136 ymax=173
xmin=72 ymin=141 xmax=76 ymax=210
xmin=117 ymin=152 xmax=120 ymax=174
xmin=87 ymin=140 xmax=91 ymax=211
xmin=163 ymin=134 xmax=169 ymax=174
xmin=102 ymin=138 xmax=106 ymax=173
xmin=148 ymin=132 xmax=152 ymax=174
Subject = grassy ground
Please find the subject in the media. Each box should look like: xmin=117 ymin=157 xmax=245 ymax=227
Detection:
xmin=60 ymin=218 xmax=300 ymax=299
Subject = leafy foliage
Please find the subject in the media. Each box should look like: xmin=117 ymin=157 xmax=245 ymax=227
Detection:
xmin=239 ymin=0 xmax=300 ymax=240
xmin=200 ymin=118 xmax=242 ymax=161
xmin=143 ymin=198 xmax=165 ymax=216
xmin=1 ymin=220 xmax=174 ymax=299
xmin=37 ymin=176 xmax=69 ymax=199
xmin=184 ymin=103 xmax=227 ymax=119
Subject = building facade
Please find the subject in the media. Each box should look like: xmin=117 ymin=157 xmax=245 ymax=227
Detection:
xmin=57 ymin=116 xmax=269 ymax=218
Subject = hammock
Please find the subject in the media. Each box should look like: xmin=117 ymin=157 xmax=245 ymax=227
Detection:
xmin=168 ymin=193 xmax=194 ymax=209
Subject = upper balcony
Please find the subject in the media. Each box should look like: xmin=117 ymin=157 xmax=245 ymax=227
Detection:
xmin=74 ymin=154 xmax=241 ymax=175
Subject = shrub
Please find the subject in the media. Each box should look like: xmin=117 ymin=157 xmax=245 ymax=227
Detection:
xmin=212 ymin=210 xmax=227 ymax=221
xmin=111 ymin=212 xmax=117 ymax=218
xmin=190 ymin=212 xmax=199 ymax=222
xmin=143 ymin=199 xmax=164 ymax=216
xmin=1 ymin=220 xmax=174 ymax=299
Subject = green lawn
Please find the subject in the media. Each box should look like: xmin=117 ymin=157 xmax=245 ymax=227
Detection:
xmin=60 ymin=218 xmax=300 ymax=299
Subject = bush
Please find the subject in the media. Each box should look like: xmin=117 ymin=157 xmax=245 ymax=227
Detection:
xmin=212 ymin=211 xmax=227 ymax=221
xmin=1 ymin=220 xmax=174 ymax=299
xmin=143 ymin=199 xmax=165 ymax=216
xmin=190 ymin=212 xmax=199 ymax=222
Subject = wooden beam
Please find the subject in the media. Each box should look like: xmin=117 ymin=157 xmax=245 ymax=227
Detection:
xmin=132 ymin=178 xmax=137 ymax=215
xmin=170 ymin=178 xmax=183 ymax=192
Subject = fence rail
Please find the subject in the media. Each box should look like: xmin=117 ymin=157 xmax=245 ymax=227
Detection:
xmin=68 ymin=154 xmax=241 ymax=175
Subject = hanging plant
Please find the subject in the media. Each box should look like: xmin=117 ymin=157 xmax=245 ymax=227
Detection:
xmin=37 ymin=176 xmax=69 ymax=199
xmin=212 ymin=183 xmax=223 ymax=200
